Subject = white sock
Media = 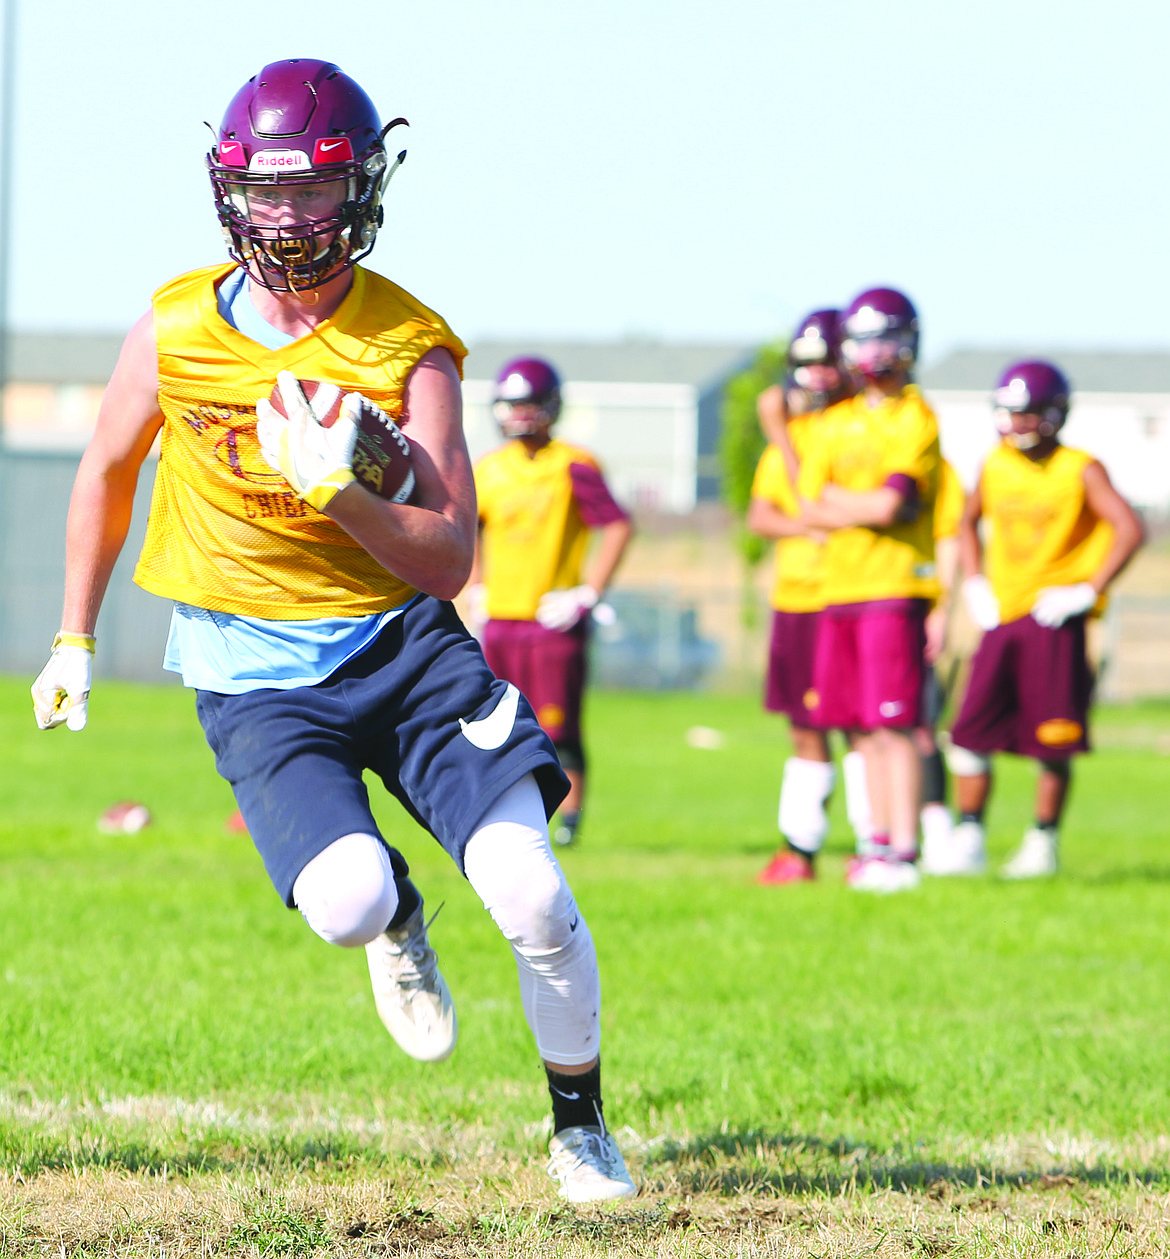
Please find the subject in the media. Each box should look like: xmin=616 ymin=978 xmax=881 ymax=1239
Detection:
xmin=778 ymin=757 xmax=835 ymax=854
xmin=842 ymin=750 xmax=875 ymax=855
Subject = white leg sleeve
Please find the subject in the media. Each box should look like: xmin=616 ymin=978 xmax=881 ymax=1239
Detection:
xmin=842 ymin=749 xmax=874 ymax=850
xmin=778 ymin=757 xmax=835 ymax=854
xmin=292 ymin=833 xmax=398 ymax=948
xmin=946 ymin=743 xmax=992 ymax=777
xmin=464 ymin=774 xmax=600 ymax=1066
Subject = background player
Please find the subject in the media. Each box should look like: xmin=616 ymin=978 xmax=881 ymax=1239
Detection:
xmin=30 ymin=59 xmax=635 ymax=1202
xmin=950 ymin=360 xmax=1144 ymax=877
xmin=470 ymin=357 xmax=633 ymax=848
xmin=796 ymin=287 xmax=941 ymax=893
xmin=750 ymin=310 xmax=851 ymax=882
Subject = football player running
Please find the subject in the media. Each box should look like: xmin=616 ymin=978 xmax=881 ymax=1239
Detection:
xmin=30 ymin=59 xmax=635 ymax=1202
xmin=948 ymin=361 xmax=1144 ymax=877
xmin=750 ymin=310 xmax=857 ymax=883
xmin=795 ymin=288 xmax=942 ymax=893
xmin=468 ymin=358 xmax=633 ymax=848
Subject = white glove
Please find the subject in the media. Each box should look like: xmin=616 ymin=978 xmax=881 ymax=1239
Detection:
xmin=962 ymin=576 xmax=1001 ymax=632
xmin=1031 ymin=582 xmax=1097 ymax=627
xmin=256 ymin=371 xmax=358 ymax=512
xmin=465 ymin=582 xmax=488 ymax=636
xmin=536 ymin=585 xmax=599 ymax=632
xmin=32 ymin=632 xmax=95 ymax=731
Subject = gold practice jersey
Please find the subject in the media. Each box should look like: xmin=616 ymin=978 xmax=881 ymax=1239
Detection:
xmin=934 ymin=458 xmax=964 ymax=542
xmin=475 ymin=438 xmax=628 ymax=620
xmin=797 ymin=385 xmax=941 ymax=605
xmin=751 ymin=413 xmax=826 ymax=613
xmin=134 ymin=264 xmax=466 ymax=619
xmin=980 ymin=442 xmax=1113 ymax=623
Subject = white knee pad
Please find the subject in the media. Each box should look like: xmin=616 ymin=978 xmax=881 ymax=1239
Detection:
xmin=946 ymin=743 xmax=991 ymax=777
xmin=464 ymin=774 xmax=601 ymax=1066
xmin=778 ymin=757 xmax=835 ymax=853
xmin=292 ymin=833 xmax=398 ymax=948
xmin=842 ymin=749 xmax=873 ymax=845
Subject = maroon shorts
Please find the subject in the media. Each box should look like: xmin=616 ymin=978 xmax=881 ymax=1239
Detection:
xmin=764 ymin=609 xmax=820 ymax=725
xmin=481 ymin=619 xmax=588 ymax=744
xmin=808 ymin=599 xmax=927 ymax=732
xmin=950 ymin=615 xmax=1092 ymax=760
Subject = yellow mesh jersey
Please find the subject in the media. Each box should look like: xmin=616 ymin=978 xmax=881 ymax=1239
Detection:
xmin=751 ymin=413 xmax=826 ymax=613
xmin=934 ymin=458 xmax=964 ymax=541
xmin=981 ymin=443 xmax=1113 ymax=623
xmin=134 ymin=264 xmax=466 ymax=619
xmin=476 ymin=439 xmax=600 ymax=620
xmin=797 ymin=386 xmax=940 ymax=605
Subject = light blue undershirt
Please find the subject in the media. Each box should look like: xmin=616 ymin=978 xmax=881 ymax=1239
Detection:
xmin=162 ymin=268 xmax=405 ymax=694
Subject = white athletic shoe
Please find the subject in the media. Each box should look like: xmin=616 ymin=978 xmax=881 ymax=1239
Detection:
xmin=847 ymin=856 xmax=922 ymax=893
xmin=1000 ymin=828 xmax=1058 ymax=879
xmin=365 ymin=903 xmax=458 ymax=1062
xmin=923 ymin=819 xmax=986 ymax=876
xmin=548 ymin=1125 xmax=638 ymax=1202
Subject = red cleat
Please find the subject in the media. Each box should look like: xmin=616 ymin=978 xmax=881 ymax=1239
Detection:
xmin=756 ymin=850 xmax=815 ymax=884
xmin=225 ymin=808 xmax=248 ymax=835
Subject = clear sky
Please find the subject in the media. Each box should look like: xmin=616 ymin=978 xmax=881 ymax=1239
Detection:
xmin=6 ymin=0 xmax=1169 ymax=365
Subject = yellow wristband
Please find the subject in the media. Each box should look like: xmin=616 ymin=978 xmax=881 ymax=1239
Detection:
xmin=53 ymin=632 xmax=96 ymax=654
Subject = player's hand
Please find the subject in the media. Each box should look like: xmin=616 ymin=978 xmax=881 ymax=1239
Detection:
xmin=962 ymin=576 xmax=1000 ymax=631
xmin=256 ymin=371 xmax=358 ymax=512
xmin=1031 ymin=582 xmax=1097 ymax=627
xmin=536 ymin=585 xmax=599 ymax=632
xmin=924 ymin=604 xmax=948 ymax=663
xmin=465 ymin=582 xmax=488 ymax=637
xmin=32 ymin=632 xmax=95 ymax=731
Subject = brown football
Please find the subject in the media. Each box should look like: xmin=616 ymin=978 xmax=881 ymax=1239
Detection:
xmin=267 ymin=377 xmax=416 ymax=503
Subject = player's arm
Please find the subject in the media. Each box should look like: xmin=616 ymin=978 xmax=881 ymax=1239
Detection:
xmin=957 ymin=482 xmax=984 ymax=579
xmin=802 ymin=480 xmax=908 ymax=529
xmin=323 ymin=348 xmax=477 ymax=600
xmin=1081 ymin=460 xmax=1145 ymax=593
xmin=924 ymin=534 xmax=959 ymax=663
xmin=748 ymin=495 xmax=821 ymax=540
xmin=757 ymin=384 xmax=798 ymax=482
xmin=63 ymin=311 xmax=164 ymax=634
xmin=584 ymin=514 xmax=633 ymax=596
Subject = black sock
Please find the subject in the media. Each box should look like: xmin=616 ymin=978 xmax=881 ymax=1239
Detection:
xmin=922 ymin=750 xmax=947 ymax=806
xmin=546 ymin=1061 xmax=604 ymax=1135
xmin=959 ymin=811 xmax=983 ymax=826
xmin=387 ymin=877 xmax=422 ymax=931
xmin=1034 ymin=820 xmax=1059 ymax=835
xmin=784 ymin=841 xmax=814 ymax=863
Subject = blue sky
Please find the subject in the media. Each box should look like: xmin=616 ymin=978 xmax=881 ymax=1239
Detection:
xmin=6 ymin=0 xmax=1169 ymax=365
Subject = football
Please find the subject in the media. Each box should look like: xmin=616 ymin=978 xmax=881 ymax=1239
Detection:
xmin=97 ymin=801 xmax=152 ymax=835
xmin=266 ymin=377 xmax=416 ymax=504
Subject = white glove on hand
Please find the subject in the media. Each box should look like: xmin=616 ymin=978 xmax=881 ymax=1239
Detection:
xmin=32 ymin=632 xmax=95 ymax=731
xmin=962 ymin=575 xmax=1001 ymax=632
xmin=256 ymin=371 xmax=358 ymax=512
xmin=1031 ymin=582 xmax=1097 ymax=627
xmin=465 ymin=582 xmax=488 ymax=637
xmin=536 ymin=585 xmax=599 ymax=632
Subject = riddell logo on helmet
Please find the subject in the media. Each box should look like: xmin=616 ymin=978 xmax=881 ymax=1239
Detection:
xmin=248 ymin=149 xmax=311 ymax=172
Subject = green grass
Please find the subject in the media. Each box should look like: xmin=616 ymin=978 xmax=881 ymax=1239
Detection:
xmin=2 ymin=678 xmax=1170 ymax=1253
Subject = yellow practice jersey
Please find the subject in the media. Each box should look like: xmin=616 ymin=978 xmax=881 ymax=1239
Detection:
xmin=134 ymin=264 xmax=466 ymax=619
xmin=476 ymin=438 xmax=627 ymax=620
xmin=980 ymin=443 xmax=1113 ymax=623
xmin=797 ymin=385 xmax=940 ymax=604
xmin=751 ymin=413 xmax=826 ymax=613
xmin=934 ymin=458 xmax=964 ymax=542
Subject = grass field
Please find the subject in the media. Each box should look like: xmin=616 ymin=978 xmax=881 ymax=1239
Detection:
xmin=3 ymin=677 xmax=1170 ymax=1255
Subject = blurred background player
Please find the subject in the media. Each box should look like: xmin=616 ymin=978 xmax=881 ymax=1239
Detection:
xmin=30 ymin=60 xmax=635 ymax=1202
xmin=949 ymin=360 xmax=1144 ymax=877
xmin=749 ymin=310 xmax=853 ymax=882
xmin=916 ymin=455 xmax=965 ymax=873
xmin=470 ymin=357 xmax=633 ymax=848
xmin=796 ymin=287 xmax=941 ymax=893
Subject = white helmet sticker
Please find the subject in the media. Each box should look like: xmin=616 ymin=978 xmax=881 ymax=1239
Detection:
xmin=249 ymin=148 xmax=312 ymax=172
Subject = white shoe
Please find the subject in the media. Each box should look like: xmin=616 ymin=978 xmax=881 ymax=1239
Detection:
xmin=923 ymin=819 xmax=986 ymax=876
xmin=847 ymin=856 xmax=922 ymax=893
xmin=365 ymin=903 xmax=458 ymax=1062
xmin=1000 ymin=828 xmax=1058 ymax=879
xmin=548 ymin=1126 xmax=638 ymax=1202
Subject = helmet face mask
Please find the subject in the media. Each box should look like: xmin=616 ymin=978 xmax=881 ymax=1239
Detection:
xmin=787 ymin=309 xmax=850 ymax=410
xmin=492 ymin=358 xmax=563 ymax=439
xmin=840 ymin=288 xmax=919 ymax=381
xmin=207 ymin=59 xmax=404 ymax=292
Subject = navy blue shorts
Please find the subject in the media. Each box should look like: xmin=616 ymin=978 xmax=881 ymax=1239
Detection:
xmin=195 ymin=596 xmax=569 ymax=905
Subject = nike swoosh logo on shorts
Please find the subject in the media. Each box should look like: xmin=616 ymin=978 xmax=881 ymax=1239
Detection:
xmin=459 ymin=682 xmax=520 ymax=750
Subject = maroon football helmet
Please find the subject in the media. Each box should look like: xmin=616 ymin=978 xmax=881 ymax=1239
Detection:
xmin=207 ymin=59 xmax=407 ymax=291
xmin=840 ymin=287 xmax=920 ymax=379
xmin=993 ymin=360 xmax=1071 ymax=447
xmin=786 ymin=309 xmax=850 ymax=411
xmin=492 ymin=357 xmax=563 ymax=437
